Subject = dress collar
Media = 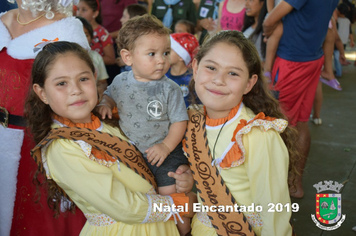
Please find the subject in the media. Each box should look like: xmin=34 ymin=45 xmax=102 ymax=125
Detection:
xmin=53 ymin=113 xmax=102 ymax=130
xmin=205 ymin=101 xmax=242 ymax=127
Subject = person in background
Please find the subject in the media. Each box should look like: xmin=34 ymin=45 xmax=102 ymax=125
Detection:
xmin=196 ymin=0 xmax=221 ymax=44
xmin=116 ymin=4 xmax=148 ymax=73
xmin=216 ymin=0 xmax=245 ymax=31
xmin=262 ymin=0 xmax=283 ymax=82
xmin=242 ymin=0 xmax=267 ymax=63
xmin=332 ymin=3 xmax=354 ymax=78
xmin=77 ymin=16 xmax=109 ymax=100
xmin=77 ymin=0 xmax=116 ymax=66
xmin=151 ymin=0 xmax=197 ymax=31
xmin=174 ymin=19 xmax=196 ymax=34
xmin=263 ymin=0 xmax=339 ymax=198
xmin=0 ymin=0 xmax=89 ymax=235
xmin=166 ymin=32 xmax=199 ymax=107
xmin=311 ymin=17 xmax=347 ymax=125
xmin=100 ymin=0 xmax=138 ymax=39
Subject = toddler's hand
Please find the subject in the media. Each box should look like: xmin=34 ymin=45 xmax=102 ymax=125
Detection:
xmin=145 ymin=143 xmax=171 ymax=167
xmin=96 ymin=104 xmax=113 ymax=119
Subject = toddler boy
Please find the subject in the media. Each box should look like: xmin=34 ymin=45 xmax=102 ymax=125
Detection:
xmin=97 ymin=14 xmax=189 ymax=235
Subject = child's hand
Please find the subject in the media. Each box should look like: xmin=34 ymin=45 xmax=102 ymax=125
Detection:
xmin=96 ymin=104 xmax=113 ymax=119
xmin=145 ymin=143 xmax=171 ymax=167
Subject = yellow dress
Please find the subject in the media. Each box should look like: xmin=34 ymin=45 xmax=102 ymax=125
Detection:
xmin=190 ymin=103 xmax=293 ymax=236
xmin=42 ymin=122 xmax=180 ymax=236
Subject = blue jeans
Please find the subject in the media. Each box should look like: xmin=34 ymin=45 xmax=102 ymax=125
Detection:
xmin=333 ymin=50 xmax=342 ymax=77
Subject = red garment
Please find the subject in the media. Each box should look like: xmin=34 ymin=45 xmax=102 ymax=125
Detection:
xmin=100 ymin=0 xmax=138 ymax=32
xmin=91 ymin=24 xmax=113 ymax=56
xmin=0 ymin=49 xmax=86 ymax=236
xmin=271 ymin=56 xmax=324 ymax=126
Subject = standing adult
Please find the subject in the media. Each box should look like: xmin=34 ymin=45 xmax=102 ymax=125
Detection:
xmin=263 ymin=0 xmax=339 ymax=198
xmin=151 ymin=0 xmax=197 ymax=31
xmin=196 ymin=0 xmax=221 ymax=44
xmin=100 ymin=0 xmax=138 ymax=39
xmin=0 ymin=1 xmax=89 ymax=235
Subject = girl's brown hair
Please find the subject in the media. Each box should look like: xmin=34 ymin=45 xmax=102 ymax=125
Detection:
xmin=190 ymin=30 xmax=300 ymax=185
xmin=80 ymin=0 xmax=102 ymax=24
xmin=25 ymin=41 xmax=95 ymax=217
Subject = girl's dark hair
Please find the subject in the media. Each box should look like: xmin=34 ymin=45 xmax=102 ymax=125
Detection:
xmin=176 ymin=19 xmax=196 ymax=34
xmin=189 ymin=30 xmax=299 ymax=186
xmin=126 ymin=4 xmax=148 ymax=18
xmin=76 ymin=16 xmax=94 ymax=38
xmin=242 ymin=0 xmax=267 ymax=59
xmin=25 ymin=41 xmax=95 ymax=217
xmin=80 ymin=0 xmax=102 ymax=24
xmin=338 ymin=3 xmax=350 ymax=16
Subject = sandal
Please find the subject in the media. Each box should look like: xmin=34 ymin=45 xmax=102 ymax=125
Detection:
xmin=320 ymin=77 xmax=342 ymax=91
xmin=310 ymin=117 xmax=322 ymax=125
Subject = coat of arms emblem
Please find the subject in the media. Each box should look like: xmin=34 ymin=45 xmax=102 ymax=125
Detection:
xmin=311 ymin=180 xmax=346 ymax=230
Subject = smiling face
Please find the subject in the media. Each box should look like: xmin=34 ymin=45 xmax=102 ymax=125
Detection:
xmin=122 ymin=33 xmax=171 ymax=82
xmin=193 ymin=42 xmax=257 ymax=119
xmin=34 ymin=53 xmax=98 ymax=124
xmin=245 ymin=0 xmax=264 ymax=17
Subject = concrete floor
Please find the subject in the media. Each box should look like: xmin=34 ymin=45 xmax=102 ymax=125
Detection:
xmin=291 ymin=47 xmax=356 ymax=236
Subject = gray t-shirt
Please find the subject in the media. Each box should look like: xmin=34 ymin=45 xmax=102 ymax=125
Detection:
xmin=104 ymin=70 xmax=188 ymax=154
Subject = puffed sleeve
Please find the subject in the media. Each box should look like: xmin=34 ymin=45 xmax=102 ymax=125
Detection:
xmin=242 ymin=128 xmax=293 ymax=236
xmin=46 ymin=138 xmax=187 ymax=224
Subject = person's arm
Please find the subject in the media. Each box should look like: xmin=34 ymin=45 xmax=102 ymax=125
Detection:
xmin=168 ymin=165 xmax=194 ymax=193
xmin=266 ymin=0 xmax=275 ymax=13
xmin=97 ymin=80 xmax=108 ymax=101
xmin=109 ymin=30 xmax=119 ymax=39
xmin=145 ymin=121 xmax=187 ymax=167
xmin=263 ymin=1 xmax=293 ymax=37
xmin=243 ymin=127 xmax=292 ymax=235
xmin=331 ymin=17 xmax=347 ymax=65
xmin=46 ymin=138 xmax=194 ymax=222
xmin=97 ymin=94 xmax=116 ymax=119
xmin=102 ymin=44 xmax=116 ymax=65
xmin=216 ymin=0 xmax=224 ymax=32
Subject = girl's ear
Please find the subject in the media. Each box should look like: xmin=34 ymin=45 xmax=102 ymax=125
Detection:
xmin=33 ymin=84 xmax=49 ymax=104
xmin=243 ymin=74 xmax=258 ymax=94
xmin=93 ymin=10 xmax=99 ymax=19
xmin=192 ymin=58 xmax=198 ymax=81
xmin=120 ymin=49 xmax=133 ymax=66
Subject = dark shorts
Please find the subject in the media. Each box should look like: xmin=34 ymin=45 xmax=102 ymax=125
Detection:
xmin=144 ymin=143 xmax=188 ymax=187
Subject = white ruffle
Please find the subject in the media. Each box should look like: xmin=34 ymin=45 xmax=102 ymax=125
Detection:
xmin=0 ymin=13 xmax=90 ymax=59
xmin=0 ymin=126 xmax=24 ymax=236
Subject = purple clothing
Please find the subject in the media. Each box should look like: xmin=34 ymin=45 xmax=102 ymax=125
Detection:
xmin=277 ymin=0 xmax=338 ymax=62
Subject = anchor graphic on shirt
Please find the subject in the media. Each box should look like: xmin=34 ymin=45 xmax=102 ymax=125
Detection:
xmin=147 ymin=100 xmax=163 ymax=119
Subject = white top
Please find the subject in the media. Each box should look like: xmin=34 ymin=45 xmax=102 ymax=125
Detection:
xmin=0 ymin=13 xmax=90 ymax=59
xmin=337 ymin=17 xmax=351 ymax=45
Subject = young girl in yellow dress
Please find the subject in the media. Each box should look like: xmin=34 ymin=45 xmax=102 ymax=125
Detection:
xmin=185 ymin=30 xmax=299 ymax=236
xmin=25 ymin=41 xmax=194 ymax=236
